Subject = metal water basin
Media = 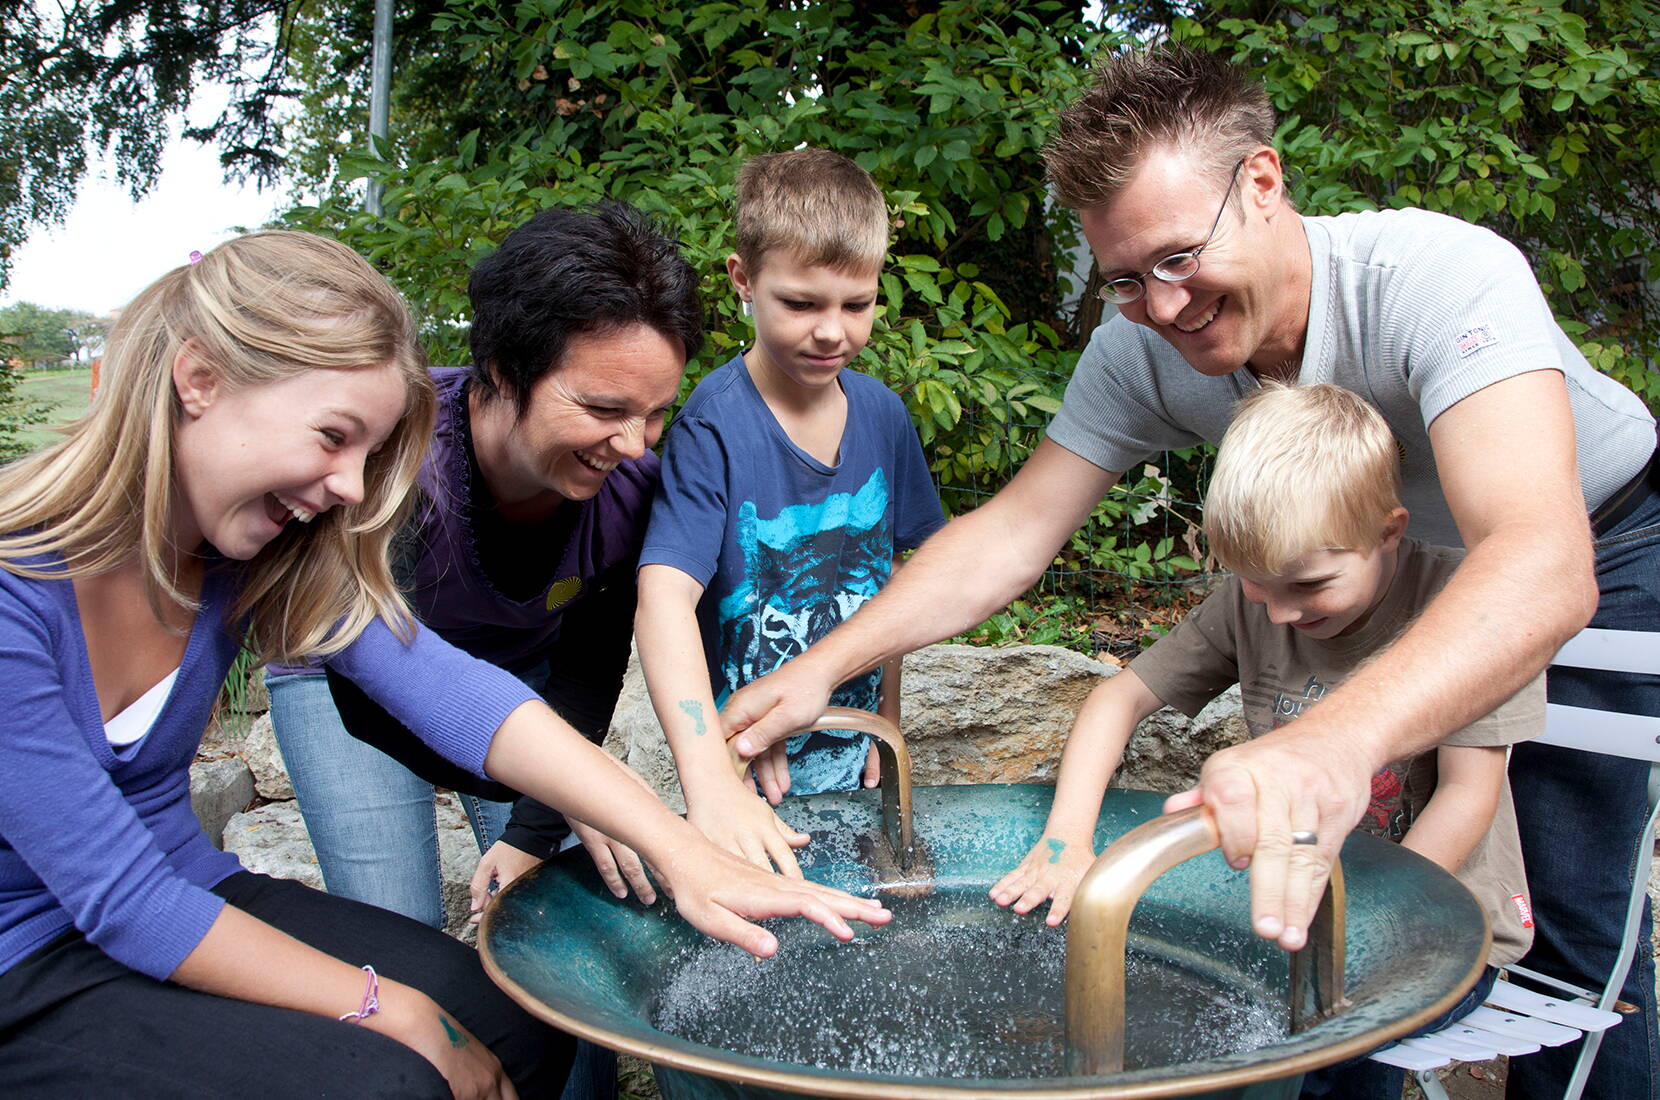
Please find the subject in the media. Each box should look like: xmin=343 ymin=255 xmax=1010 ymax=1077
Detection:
xmin=482 ymin=782 xmax=1487 ymax=1100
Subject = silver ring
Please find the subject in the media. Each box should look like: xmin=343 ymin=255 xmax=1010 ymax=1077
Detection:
xmin=1290 ymin=830 xmax=1319 ymax=846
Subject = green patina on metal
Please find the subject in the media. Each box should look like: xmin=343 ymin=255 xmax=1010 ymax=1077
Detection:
xmin=483 ymin=785 xmax=1488 ymax=1100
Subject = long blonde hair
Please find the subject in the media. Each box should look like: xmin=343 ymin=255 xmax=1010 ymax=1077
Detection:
xmin=0 ymin=231 xmax=435 ymax=662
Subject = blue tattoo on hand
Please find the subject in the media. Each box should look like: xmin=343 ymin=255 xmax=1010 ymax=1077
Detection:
xmin=677 ymin=699 xmax=707 ymax=736
xmin=439 ymin=1015 xmax=468 ymax=1049
xmin=1046 ymin=838 xmax=1066 ymax=864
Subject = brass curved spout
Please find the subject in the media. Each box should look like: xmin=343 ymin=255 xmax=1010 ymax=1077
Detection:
xmin=730 ymin=706 xmax=915 ymax=866
xmin=1065 ymin=808 xmax=1348 ymax=1076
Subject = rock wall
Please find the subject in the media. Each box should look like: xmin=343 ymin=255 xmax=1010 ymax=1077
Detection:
xmin=602 ymin=642 xmax=1250 ymax=803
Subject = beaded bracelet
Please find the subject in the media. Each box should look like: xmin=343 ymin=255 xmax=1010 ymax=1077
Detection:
xmin=338 ymin=964 xmax=381 ymax=1024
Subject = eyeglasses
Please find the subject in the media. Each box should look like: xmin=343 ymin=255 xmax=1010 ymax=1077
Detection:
xmin=1095 ymin=158 xmax=1245 ymax=306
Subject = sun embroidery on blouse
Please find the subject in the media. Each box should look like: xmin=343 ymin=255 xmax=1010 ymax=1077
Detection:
xmin=545 ymin=576 xmax=582 ymax=611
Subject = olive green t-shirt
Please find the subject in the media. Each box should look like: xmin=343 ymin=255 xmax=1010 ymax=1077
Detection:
xmin=1131 ymin=538 xmax=1541 ymax=966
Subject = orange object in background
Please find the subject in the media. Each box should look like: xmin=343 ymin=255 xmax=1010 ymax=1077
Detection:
xmin=89 ymin=358 xmax=101 ymax=397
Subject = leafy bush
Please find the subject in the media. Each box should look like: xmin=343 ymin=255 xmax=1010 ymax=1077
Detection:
xmin=277 ymin=0 xmax=1660 ymax=646
xmin=282 ymin=0 xmax=1201 ymax=594
xmin=0 ymin=365 xmax=51 ymax=462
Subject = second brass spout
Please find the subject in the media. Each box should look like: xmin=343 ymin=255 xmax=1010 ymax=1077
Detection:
xmin=1064 ymin=808 xmax=1348 ymax=1076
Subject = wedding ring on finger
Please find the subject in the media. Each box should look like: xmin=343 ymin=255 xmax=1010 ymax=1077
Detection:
xmin=1290 ymin=830 xmax=1319 ymax=846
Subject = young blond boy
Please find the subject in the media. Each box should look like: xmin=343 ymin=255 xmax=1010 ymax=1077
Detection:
xmin=637 ymin=150 xmax=944 ymax=875
xmin=992 ymin=384 xmax=1538 ymax=1095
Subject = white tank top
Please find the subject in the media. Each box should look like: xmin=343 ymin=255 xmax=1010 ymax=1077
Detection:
xmin=104 ymin=668 xmax=179 ymax=748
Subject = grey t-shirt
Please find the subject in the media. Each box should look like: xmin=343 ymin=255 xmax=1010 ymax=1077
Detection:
xmin=1131 ymin=539 xmax=1541 ymax=966
xmin=1049 ymin=208 xmax=1655 ymax=548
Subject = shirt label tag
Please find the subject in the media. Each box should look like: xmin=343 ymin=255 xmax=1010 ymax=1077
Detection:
xmin=1456 ymin=325 xmax=1498 ymax=358
xmin=1511 ymin=892 xmax=1535 ymax=928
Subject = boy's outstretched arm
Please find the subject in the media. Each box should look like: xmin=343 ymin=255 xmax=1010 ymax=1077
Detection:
xmin=991 ymin=667 xmax=1168 ymax=924
xmin=1399 ymin=744 xmax=1507 ymax=874
xmin=636 ymin=563 xmax=811 ymax=876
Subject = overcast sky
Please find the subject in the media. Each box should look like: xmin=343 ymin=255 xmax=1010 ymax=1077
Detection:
xmin=1 ymin=86 xmax=292 ymax=317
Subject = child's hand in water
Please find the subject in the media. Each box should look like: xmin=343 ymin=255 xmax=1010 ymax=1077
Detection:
xmin=988 ymin=832 xmax=1098 ymax=925
xmin=751 ymin=740 xmax=793 ymax=804
xmin=688 ymin=781 xmax=810 ymax=878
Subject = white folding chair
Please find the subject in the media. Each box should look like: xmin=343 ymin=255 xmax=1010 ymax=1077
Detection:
xmin=1367 ymin=626 xmax=1660 ymax=1099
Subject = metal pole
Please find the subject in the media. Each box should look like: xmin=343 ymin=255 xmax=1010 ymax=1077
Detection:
xmin=366 ymin=0 xmax=393 ymax=215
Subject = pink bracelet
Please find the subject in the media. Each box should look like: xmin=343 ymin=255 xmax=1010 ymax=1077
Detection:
xmin=338 ymin=964 xmax=381 ymax=1023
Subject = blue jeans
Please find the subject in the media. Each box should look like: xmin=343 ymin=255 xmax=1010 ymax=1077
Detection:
xmin=1300 ymin=967 xmax=1499 ymax=1099
xmin=266 ymin=670 xmax=513 ymax=930
xmin=1507 ymin=488 xmax=1660 ymax=1100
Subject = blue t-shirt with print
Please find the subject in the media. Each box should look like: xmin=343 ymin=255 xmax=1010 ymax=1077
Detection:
xmin=640 ymin=355 xmax=945 ymax=794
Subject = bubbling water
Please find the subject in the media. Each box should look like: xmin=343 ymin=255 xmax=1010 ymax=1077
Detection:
xmin=647 ymin=893 xmax=1286 ymax=1079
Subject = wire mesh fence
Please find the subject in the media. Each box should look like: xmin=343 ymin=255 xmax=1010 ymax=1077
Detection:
xmin=926 ymin=354 xmax=1218 ymax=658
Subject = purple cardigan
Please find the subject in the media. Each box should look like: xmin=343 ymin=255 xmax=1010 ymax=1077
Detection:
xmin=0 ymin=557 xmax=536 ymax=980
xmin=398 ymin=367 xmax=656 ymax=674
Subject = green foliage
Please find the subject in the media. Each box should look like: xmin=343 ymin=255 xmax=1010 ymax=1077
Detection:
xmin=0 ymin=301 xmax=99 ymax=369
xmin=269 ymin=0 xmax=1660 ymax=645
xmin=1057 ymin=453 xmax=1207 ymax=584
xmin=0 ymin=364 xmax=51 ymax=462
xmin=214 ymin=646 xmax=263 ymax=740
xmin=283 ymin=0 xmax=1162 ymax=542
xmin=0 ymin=1 xmax=288 ymax=288
xmin=956 ymin=596 xmax=1095 ymax=649
xmin=1169 ymin=0 xmax=1660 ymax=404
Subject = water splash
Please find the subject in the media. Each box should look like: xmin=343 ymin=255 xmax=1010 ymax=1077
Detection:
xmin=647 ymin=893 xmax=1286 ymax=1079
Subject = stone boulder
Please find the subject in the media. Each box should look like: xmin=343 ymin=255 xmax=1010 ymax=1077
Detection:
xmin=603 ymin=642 xmax=1249 ymax=803
xmin=237 ymin=712 xmax=294 ymax=801
xmin=223 ymin=801 xmax=322 ymax=889
xmin=189 ymin=754 xmax=256 ymax=848
xmin=1118 ymin=684 xmax=1249 ymax=793
xmin=898 ymin=643 xmax=1105 ymax=784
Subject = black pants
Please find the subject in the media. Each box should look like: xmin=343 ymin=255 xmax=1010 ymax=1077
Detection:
xmin=0 ymin=872 xmax=574 ymax=1098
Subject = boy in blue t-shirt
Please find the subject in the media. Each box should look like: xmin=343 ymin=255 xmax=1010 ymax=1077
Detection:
xmin=637 ymin=149 xmax=944 ymax=875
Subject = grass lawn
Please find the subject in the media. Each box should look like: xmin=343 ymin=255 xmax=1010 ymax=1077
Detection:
xmin=13 ymin=367 xmax=93 ymax=452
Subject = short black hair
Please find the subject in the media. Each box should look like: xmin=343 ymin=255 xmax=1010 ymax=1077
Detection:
xmin=467 ymin=202 xmax=704 ymax=415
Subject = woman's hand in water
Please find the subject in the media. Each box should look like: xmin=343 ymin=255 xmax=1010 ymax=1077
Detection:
xmin=655 ymin=840 xmax=892 ymax=957
xmin=560 ymin=755 xmax=667 ymax=903
xmin=687 ymin=778 xmax=811 ymax=878
xmin=988 ymin=831 xmax=1097 ymax=926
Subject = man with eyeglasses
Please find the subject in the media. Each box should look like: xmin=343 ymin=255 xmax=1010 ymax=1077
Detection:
xmin=720 ymin=44 xmax=1660 ymax=1099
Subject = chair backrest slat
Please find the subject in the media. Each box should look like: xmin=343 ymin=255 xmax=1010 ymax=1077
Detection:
xmin=1539 ymin=703 xmax=1660 ymax=763
xmin=1552 ymin=628 xmax=1660 ymax=676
